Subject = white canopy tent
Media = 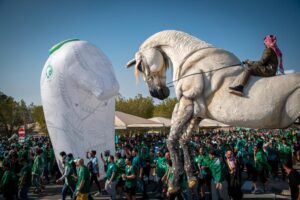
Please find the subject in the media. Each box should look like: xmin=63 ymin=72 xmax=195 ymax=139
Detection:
xmin=115 ymin=113 xmax=230 ymax=130
xmin=115 ymin=111 xmax=164 ymax=129
xmin=148 ymin=117 xmax=172 ymax=127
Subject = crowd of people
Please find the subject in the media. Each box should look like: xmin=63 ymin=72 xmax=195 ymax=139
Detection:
xmin=0 ymin=128 xmax=300 ymax=200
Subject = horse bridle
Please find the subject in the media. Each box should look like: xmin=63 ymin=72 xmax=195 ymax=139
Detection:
xmin=137 ymin=50 xmax=167 ymax=82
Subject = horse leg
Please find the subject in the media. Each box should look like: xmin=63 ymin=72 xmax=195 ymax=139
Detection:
xmin=167 ymin=96 xmax=194 ymax=193
xmin=179 ymin=117 xmax=201 ymax=189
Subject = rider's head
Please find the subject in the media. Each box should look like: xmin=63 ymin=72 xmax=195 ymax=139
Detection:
xmin=264 ymin=34 xmax=284 ymax=73
xmin=264 ymin=34 xmax=277 ymax=48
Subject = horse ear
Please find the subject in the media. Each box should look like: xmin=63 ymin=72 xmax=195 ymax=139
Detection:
xmin=126 ymin=59 xmax=136 ymax=68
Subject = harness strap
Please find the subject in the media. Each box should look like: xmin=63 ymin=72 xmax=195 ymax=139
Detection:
xmin=167 ymin=63 xmax=241 ymax=87
xmin=176 ymin=46 xmax=214 ymax=81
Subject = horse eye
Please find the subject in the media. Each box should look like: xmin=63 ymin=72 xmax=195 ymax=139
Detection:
xmin=137 ymin=63 xmax=143 ymax=72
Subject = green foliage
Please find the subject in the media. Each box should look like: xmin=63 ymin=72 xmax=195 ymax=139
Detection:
xmin=116 ymin=94 xmax=177 ymax=119
xmin=116 ymin=94 xmax=154 ymax=118
xmin=31 ymin=105 xmax=48 ymax=134
xmin=0 ymin=92 xmax=32 ymax=136
xmin=153 ymin=97 xmax=177 ymax=118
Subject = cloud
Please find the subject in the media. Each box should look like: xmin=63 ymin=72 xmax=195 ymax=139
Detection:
xmin=284 ymin=69 xmax=295 ymax=74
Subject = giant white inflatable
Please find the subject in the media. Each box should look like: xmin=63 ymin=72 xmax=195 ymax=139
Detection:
xmin=41 ymin=39 xmax=119 ymax=175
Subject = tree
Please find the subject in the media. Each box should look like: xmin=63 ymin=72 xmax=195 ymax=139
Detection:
xmin=116 ymin=94 xmax=154 ymax=118
xmin=0 ymin=93 xmax=23 ymax=136
xmin=153 ymin=97 xmax=177 ymax=118
xmin=31 ymin=105 xmax=48 ymax=134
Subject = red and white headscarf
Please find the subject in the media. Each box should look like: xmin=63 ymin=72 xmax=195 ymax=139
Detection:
xmin=264 ymin=35 xmax=284 ymax=74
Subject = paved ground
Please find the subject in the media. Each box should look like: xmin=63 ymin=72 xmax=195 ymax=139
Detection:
xmin=24 ymin=181 xmax=291 ymax=200
xmin=2 ymin=164 xmax=299 ymax=200
xmin=8 ymin=176 xmax=292 ymax=200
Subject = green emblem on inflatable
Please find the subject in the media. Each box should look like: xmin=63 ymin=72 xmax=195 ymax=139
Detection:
xmin=46 ymin=65 xmax=54 ymax=80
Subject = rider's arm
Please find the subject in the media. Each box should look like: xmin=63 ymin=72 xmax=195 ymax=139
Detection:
xmin=250 ymin=48 xmax=272 ymax=66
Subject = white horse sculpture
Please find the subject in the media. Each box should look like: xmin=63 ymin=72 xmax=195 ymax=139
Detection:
xmin=126 ymin=30 xmax=300 ymax=192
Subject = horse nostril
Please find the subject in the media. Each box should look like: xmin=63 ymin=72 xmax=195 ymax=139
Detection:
xmin=150 ymin=89 xmax=158 ymax=98
xmin=163 ymin=87 xmax=170 ymax=97
xmin=150 ymin=90 xmax=154 ymax=96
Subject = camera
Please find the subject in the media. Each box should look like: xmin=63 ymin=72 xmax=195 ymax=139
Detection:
xmin=104 ymin=150 xmax=110 ymax=157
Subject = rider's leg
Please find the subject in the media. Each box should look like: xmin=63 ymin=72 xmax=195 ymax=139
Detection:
xmin=229 ymin=67 xmax=251 ymax=96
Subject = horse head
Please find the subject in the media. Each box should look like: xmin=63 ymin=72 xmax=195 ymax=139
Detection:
xmin=126 ymin=47 xmax=170 ymax=100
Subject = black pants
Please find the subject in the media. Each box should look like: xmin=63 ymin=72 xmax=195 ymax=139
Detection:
xmin=268 ymin=160 xmax=278 ymax=177
xmin=168 ymin=192 xmax=184 ymax=200
xmin=280 ymin=163 xmax=287 ymax=180
xmin=90 ymin=173 xmax=101 ymax=192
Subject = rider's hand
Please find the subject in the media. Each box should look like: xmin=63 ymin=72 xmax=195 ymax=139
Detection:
xmin=242 ymin=59 xmax=249 ymax=64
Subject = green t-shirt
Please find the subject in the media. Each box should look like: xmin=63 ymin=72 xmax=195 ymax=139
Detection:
xmin=278 ymin=144 xmax=292 ymax=162
xmin=32 ymin=155 xmax=43 ymax=175
xmin=194 ymin=154 xmax=209 ymax=176
xmin=209 ymin=157 xmax=227 ymax=183
xmin=156 ymin=157 xmax=167 ymax=178
xmin=125 ymin=165 xmax=136 ymax=188
xmin=165 ymin=165 xmax=173 ymax=187
xmin=115 ymin=158 xmax=125 ymax=180
xmin=42 ymin=147 xmax=48 ymax=166
xmin=19 ymin=164 xmax=31 ymax=187
xmin=0 ymin=170 xmax=15 ymax=187
xmin=76 ymin=165 xmax=90 ymax=194
xmin=255 ymin=150 xmax=270 ymax=171
xmin=65 ymin=163 xmax=76 ymax=187
xmin=132 ymin=155 xmax=142 ymax=170
xmin=106 ymin=163 xmax=117 ymax=180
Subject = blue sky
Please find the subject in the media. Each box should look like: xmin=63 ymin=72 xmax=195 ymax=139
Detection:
xmin=0 ymin=0 xmax=299 ymax=105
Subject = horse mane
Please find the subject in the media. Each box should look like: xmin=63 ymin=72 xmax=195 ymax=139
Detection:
xmin=140 ymin=30 xmax=213 ymax=53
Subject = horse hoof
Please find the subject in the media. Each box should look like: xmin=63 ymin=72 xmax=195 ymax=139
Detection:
xmin=168 ymin=186 xmax=180 ymax=194
xmin=188 ymin=179 xmax=197 ymax=188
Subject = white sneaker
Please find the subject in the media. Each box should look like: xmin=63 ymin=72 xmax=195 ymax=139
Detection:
xmin=94 ymin=192 xmax=101 ymax=196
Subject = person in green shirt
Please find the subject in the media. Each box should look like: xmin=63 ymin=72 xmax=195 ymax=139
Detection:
xmin=164 ymin=159 xmax=184 ymax=200
xmin=115 ymin=152 xmax=125 ymax=191
xmin=208 ymin=150 xmax=230 ymax=200
xmin=56 ymin=158 xmax=76 ymax=200
xmin=194 ymin=147 xmax=210 ymax=199
xmin=154 ymin=150 xmax=167 ymax=198
xmin=18 ymin=158 xmax=31 ymax=200
xmin=253 ymin=144 xmax=270 ymax=194
xmin=31 ymin=148 xmax=43 ymax=194
xmin=73 ymin=158 xmax=90 ymax=200
xmin=122 ymin=156 xmax=137 ymax=200
xmin=49 ymin=147 xmax=55 ymax=176
xmin=132 ymin=148 xmax=146 ymax=197
xmin=266 ymin=141 xmax=279 ymax=179
xmin=0 ymin=161 xmax=17 ymax=200
xmin=278 ymin=138 xmax=292 ymax=180
xmin=105 ymin=155 xmax=118 ymax=200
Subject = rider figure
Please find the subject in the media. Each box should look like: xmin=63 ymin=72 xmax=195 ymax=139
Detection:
xmin=229 ymin=34 xmax=284 ymax=96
